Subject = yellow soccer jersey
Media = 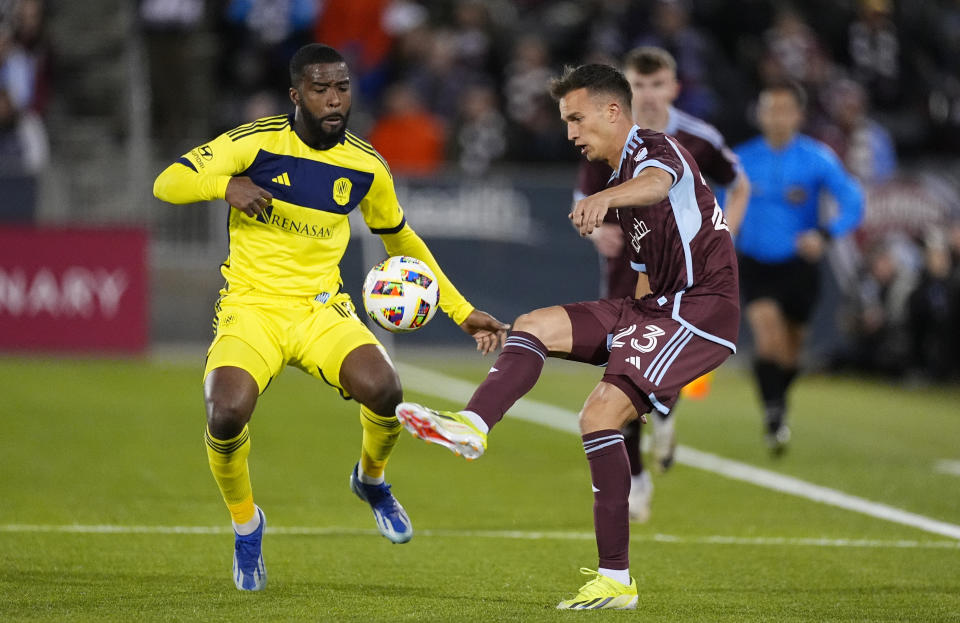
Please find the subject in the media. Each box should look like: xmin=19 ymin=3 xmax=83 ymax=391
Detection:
xmin=153 ymin=115 xmax=474 ymax=323
xmin=155 ymin=114 xmax=406 ymax=298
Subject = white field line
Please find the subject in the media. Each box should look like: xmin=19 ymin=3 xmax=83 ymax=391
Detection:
xmin=935 ymin=460 xmax=960 ymax=477
xmin=397 ymin=363 xmax=960 ymax=541
xmin=1 ymin=524 xmax=957 ymax=550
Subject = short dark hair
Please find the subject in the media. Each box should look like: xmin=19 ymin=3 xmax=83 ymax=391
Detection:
xmin=623 ymin=46 xmax=677 ymax=75
xmin=289 ymin=44 xmax=346 ymax=86
xmin=548 ymin=64 xmax=632 ymax=110
xmin=761 ymin=79 xmax=808 ymax=110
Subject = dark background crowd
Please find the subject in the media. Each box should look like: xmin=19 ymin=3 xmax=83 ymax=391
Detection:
xmin=134 ymin=0 xmax=960 ymax=170
xmin=2 ymin=0 xmax=959 ymax=381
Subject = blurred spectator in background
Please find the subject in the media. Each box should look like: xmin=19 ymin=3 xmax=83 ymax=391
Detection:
xmin=949 ymin=219 xmax=960 ymax=377
xmin=757 ymin=6 xmax=836 ymax=134
xmin=447 ymin=0 xmax=501 ymax=78
xmin=923 ymin=0 xmax=960 ymax=152
xmin=367 ymin=81 xmax=445 ymax=177
xmin=760 ymin=6 xmax=827 ymax=86
xmin=844 ymin=0 xmax=902 ymax=112
xmin=907 ymin=233 xmax=954 ymax=382
xmin=811 ymin=77 xmax=897 ymax=309
xmin=632 ymin=0 xmax=718 ymax=121
xmin=734 ymin=81 xmax=864 ymax=453
xmin=0 ymin=86 xmax=25 ymax=171
xmin=315 ymin=0 xmax=394 ymax=102
xmin=815 ymin=78 xmax=897 ymax=185
xmin=503 ymin=33 xmax=568 ymax=161
xmin=217 ymin=0 xmax=316 ymax=129
xmin=503 ymin=34 xmax=552 ymax=129
xmin=844 ymin=235 xmax=918 ymax=377
xmin=0 ymin=9 xmax=47 ymax=222
xmin=11 ymin=0 xmax=47 ymax=114
xmin=407 ymin=29 xmax=483 ymax=124
xmin=140 ymin=0 xmax=208 ymax=151
xmin=452 ymin=82 xmax=507 ymax=176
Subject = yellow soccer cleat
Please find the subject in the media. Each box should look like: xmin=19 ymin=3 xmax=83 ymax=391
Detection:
xmin=556 ymin=568 xmax=638 ymax=610
xmin=395 ymin=402 xmax=487 ymax=460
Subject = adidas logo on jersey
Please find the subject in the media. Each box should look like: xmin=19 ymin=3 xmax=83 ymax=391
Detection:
xmin=271 ymin=172 xmax=291 ymax=186
xmin=625 ymin=356 xmax=644 ymax=370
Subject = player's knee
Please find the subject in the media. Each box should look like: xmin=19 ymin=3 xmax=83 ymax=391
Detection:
xmin=352 ymin=369 xmax=403 ymax=416
xmin=577 ymin=386 xmax=634 ymax=434
xmin=205 ymin=393 xmax=254 ymax=439
xmin=578 ymin=407 xmax=609 ymax=435
xmin=513 ymin=311 xmax=550 ymax=339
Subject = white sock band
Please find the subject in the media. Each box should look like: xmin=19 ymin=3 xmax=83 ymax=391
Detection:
xmin=598 ymin=567 xmax=630 ymax=586
xmin=233 ymin=508 xmax=262 ymax=536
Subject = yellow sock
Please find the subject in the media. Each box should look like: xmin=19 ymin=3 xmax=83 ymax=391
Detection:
xmin=359 ymin=405 xmax=401 ymax=479
xmin=205 ymin=426 xmax=255 ymax=524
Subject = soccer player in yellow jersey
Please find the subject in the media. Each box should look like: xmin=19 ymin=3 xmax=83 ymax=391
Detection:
xmin=153 ymin=43 xmax=509 ymax=591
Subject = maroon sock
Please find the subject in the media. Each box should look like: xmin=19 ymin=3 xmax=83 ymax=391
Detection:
xmin=464 ymin=331 xmax=547 ymax=430
xmin=583 ymin=429 xmax=631 ymax=570
xmin=622 ymin=418 xmax=644 ymax=476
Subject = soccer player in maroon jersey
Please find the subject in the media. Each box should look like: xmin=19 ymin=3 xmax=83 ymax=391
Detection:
xmin=396 ymin=64 xmax=739 ymax=609
xmin=575 ymin=46 xmax=750 ymax=521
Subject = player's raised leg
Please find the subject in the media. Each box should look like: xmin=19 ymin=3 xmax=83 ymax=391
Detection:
xmin=396 ymin=306 xmax=571 ymax=459
xmin=558 ymin=381 xmax=639 ymax=609
xmin=204 ymin=357 xmax=266 ymax=591
xmin=339 ymin=344 xmax=413 ymax=544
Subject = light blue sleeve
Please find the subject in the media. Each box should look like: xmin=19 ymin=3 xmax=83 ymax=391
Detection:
xmin=818 ymin=146 xmax=864 ymax=237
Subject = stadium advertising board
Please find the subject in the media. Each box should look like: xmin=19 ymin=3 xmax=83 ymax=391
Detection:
xmin=0 ymin=227 xmax=148 ymax=353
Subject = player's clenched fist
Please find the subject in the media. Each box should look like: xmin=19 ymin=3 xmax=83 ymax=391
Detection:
xmin=226 ymin=176 xmax=273 ymax=217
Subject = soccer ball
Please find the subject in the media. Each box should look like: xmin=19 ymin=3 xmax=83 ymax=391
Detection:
xmin=362 ymin=256 xmax=440 ymax=333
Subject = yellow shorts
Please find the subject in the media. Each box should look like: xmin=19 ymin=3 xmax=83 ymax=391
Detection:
xmin=204 ymin=289 xmax=382 ymax=395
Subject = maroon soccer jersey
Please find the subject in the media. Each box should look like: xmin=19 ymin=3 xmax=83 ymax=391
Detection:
xmin=576 ymin=107 xmax=742 ymax=300
xmin=610 ymin=125 xmax=739 ymax=350
xmin=576 ymin=107 xmax=741 ymax=198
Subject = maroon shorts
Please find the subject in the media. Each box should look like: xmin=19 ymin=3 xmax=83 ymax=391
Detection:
xmin=563 ymin=297 xmax=732 ymax=415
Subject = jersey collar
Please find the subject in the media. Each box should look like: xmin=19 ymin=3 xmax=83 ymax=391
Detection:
xmin=663 ymin=106 xmax=678 ymax=136
xmin=610 ymin=125 xmax=642 ymax=183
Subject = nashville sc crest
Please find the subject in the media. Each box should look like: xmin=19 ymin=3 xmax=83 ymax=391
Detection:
xmin=333 ymin=177 xmax=352 ymax=206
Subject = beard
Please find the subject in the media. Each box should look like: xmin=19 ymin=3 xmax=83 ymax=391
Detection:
xmin=299 ymin=107 xmax=350 ymax=149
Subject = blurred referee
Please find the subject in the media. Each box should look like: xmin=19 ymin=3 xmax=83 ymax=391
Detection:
xmin=734 ymin=81 xmax=864 ymax=454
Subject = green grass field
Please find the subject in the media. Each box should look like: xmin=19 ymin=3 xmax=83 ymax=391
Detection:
xmin=1 ymin=350 xmax=959 ymax=622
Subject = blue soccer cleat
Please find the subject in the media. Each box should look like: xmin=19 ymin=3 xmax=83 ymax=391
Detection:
xmin=233 ymin=506 xmax=267 ymax=591
xmin=350 ymin=463 xmax=413 ymax=544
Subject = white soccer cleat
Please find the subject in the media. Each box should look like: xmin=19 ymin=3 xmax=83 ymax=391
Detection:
xmin=628 ymin=471 xmax=653 ymax=523
xmin=395 ymin=402 xmax=487 ymax=460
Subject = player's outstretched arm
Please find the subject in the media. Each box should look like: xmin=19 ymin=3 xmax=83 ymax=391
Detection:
xmin=380 ymin=223 xmax=508 ymax=353
xmin=459 ymin=310 xmax=511 ymax=355
xmin=570 ymin=167 xmax=672 ymax=236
